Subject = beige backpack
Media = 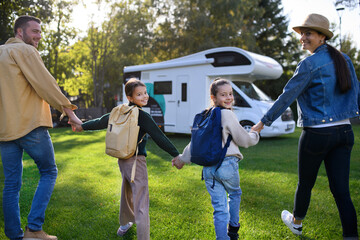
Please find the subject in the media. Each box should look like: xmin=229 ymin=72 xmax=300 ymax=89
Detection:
xmin=105 ymin=104 xmax=144 ymax=182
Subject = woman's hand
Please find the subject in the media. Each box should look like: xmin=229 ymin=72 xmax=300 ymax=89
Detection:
xmin=251 ymin=121 xmax=264 ymax=133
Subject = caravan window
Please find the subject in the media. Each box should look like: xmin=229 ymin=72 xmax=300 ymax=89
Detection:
xmin=205 ymin=51 xmax=251 ymax=67
xmin=181 ymin=83 xmax=187 ymax=101
xmin=233 ymin=90 xmax=251 ymax=108
xmin=123 ymin=71 xmax=141 ymax=82
xmin=154 ymin=81 xmax=172 ymax=95
xmin=233 ymin=82 xmax=272 ymax=102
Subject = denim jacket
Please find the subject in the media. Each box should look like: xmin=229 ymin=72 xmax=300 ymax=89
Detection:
xmin=261 ymin=44 xmax=360 ymax=127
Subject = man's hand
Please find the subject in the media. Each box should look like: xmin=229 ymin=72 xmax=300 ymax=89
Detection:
xmin=63 ymin=108 xmax=83 ymax=132
xmin=71 ymin=123 xmax=84 ymax=132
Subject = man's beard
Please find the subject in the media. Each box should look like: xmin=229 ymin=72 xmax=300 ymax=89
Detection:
xmin=22 ymin=30 xmax=37 ymax=48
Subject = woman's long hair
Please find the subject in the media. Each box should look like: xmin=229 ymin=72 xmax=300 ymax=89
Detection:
xmin=326 ymin=44 xmax=351 ymax=93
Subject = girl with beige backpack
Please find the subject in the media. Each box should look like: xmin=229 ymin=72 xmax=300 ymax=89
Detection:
xmin=71 ymin=78 xmax=180 ymax=240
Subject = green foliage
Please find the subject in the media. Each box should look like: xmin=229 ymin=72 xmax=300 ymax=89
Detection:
xmin=0 ymin=126 xmax=359 ymax=239
xmin=82 ymin=0 xmax=156 ymax=108
xmin=335 ymin=0 xmax=359 ymax=9
xmin=0 ymin=0 xmax=54 ymax=44
xmin=40 ymin=0 xmax=78 ymax=80
xmin=250 ymin=0 xmax=301 ymax=101
xmin=340 ymin=34 xmax=360 ymax=80
xmin=2 ymin=0 xmax=359 ymax=110
xmin=150 ymin=0 xmax=305 ymax=109
xmin=110 ymin=0 xmax=155 ymax=62
xmin=60 ymin=47 xmax=93 ymax=107
xmin=152 ymin=0 xmax=263 ymax=59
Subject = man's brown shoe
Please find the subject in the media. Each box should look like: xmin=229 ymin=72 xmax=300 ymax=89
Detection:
xmin=23 ymin=226 xmax=57 ymax=240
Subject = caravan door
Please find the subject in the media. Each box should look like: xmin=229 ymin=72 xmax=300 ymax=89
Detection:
xmin=176 ymin=75 xmax=191 ymax=133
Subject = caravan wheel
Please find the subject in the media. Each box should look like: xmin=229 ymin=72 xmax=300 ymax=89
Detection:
xmin=240 ymin=120 xmax=254 ymax=132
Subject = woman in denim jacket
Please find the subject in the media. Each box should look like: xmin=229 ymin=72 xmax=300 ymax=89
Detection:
xmin=253 ymin=14 xmax=359 ymax=239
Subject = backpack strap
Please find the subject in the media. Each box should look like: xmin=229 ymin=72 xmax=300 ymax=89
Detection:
xmin=124 ymin=105 xmax=137 ymax=115
xmin=210 ymin=134 xmax=233 ymax=189
xmin=216 ymin=134 xmax=232 ymax=171
xmin=130 ymin=133 xmax=146 ymax=183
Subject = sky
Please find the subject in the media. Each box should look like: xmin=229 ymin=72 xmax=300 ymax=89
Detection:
xmin=71 ymin=0 xmax=360 ymax=48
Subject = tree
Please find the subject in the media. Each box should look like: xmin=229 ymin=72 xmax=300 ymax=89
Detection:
xmin=0 ymin=0 xmax=54 ymax=44
xmin=7 ymin=0 xmax=354 ymax=113
xmin=152 ymin=0 xmax=262 ymax=59
xmin=334 ymin=0 xmax=360 ymax=9
xmin=41 ymin=0 xmax=77 ymax=81
xmin=110 ymin=0 xmax=154 ymax=64
xmin=151 ymin=0 xmax=302 ymax=99
xmin=253 ymin=0 xmax=302 ymax=99
xmin=340 ymin=34 xmax=360 ymax=79
xmin=58 ymin=40 xmax=94 ymax=107
xmin=86 ymin=22 xmax=112 ymax=108
xmin=0 ymin=0 xmax=78 ymax=93
xmin=82 ymin=0 xmax=151 ymax=108
xmin=355 ymin=49 xmax=360 ymax=80
xmin=101 ymin=0 xmax=155 ymax=108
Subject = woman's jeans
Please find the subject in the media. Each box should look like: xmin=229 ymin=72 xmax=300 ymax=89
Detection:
xmin=0 ymin=127 xmax=58 ymax=240
xmin=294 ymin=124 xmax=358 ymax=238
xmin=203 ymin=156 xmax=242 ymax=240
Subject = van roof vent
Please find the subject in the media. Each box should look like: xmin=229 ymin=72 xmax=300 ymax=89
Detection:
xmin=205 ymin=51 xmax=251 ymax=67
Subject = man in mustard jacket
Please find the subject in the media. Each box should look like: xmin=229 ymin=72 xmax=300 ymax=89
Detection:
xmin=0 ymin=15 xmax=82 ymax=240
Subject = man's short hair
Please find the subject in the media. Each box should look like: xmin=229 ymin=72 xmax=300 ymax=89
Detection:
xmin=14 ymin=15 xmax=41 ymax=36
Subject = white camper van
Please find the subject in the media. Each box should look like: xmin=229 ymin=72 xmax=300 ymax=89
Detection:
xmin=123 ymin=47 xmax=295 ymax=137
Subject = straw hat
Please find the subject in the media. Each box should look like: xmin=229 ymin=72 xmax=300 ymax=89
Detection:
xmin=292 ymin=13 xmax=333 ymax=40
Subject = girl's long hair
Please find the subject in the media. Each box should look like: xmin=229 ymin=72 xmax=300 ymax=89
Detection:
xmin=326 ymin=44 xmax=351 ymax=93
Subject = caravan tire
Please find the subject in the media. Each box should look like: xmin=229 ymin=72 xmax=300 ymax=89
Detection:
xmin=240 ymin=120 xmax=254 ymax=133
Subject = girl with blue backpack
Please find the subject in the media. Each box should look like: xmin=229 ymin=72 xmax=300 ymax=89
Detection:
xmin=172 ymin=78 xmax=261 ymax=240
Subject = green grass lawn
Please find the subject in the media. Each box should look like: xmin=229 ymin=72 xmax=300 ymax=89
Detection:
xmin=0 ymin=125 xmax=359 ymax=240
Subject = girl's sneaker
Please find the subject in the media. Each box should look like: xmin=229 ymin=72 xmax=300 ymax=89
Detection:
xmin=281 ymin=210 xmax=302 ymax=235
xmin=117 ymin=222 xmax=133 ymax=236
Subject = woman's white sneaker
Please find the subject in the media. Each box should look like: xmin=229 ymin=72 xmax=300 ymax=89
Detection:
xmin=281 ymin=210 xmax=302 ymax=235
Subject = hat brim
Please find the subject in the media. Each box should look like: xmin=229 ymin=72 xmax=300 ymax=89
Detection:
xmin=293 ymin=26 xmax=333 ymax=40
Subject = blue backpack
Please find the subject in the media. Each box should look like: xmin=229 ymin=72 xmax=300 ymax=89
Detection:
xmin=190 ymin=107 xmax=232 ymax=181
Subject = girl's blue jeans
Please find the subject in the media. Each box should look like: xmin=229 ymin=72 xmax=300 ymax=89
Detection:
xmin=295 ymin=124 xmax=358 ymax=238
xmin=0 ymin=127 xmax=58 ymax=240
xmin=203 ymin=156 xmax=242 ymax=240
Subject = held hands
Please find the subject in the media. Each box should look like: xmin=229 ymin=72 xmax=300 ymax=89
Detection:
xmin=70 ymin=122 xmax=84 ymax=132
xmin=172 ymin=156 xmax=185 ymax=170
xmin=251 ymin=121 xmax=264 ymax=133
xmin=63 ymin=108 xmax=83 ymax=132
xmin=68 ymin=117 xmax=83 ymax=132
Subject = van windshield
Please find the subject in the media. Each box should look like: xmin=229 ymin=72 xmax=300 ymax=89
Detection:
xmin=232 ymin=82 xmax=272 ymax=102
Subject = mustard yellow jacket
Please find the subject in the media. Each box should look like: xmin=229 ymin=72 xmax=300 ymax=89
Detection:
xmin=0 ymin=38 xmax=76 ymax=141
